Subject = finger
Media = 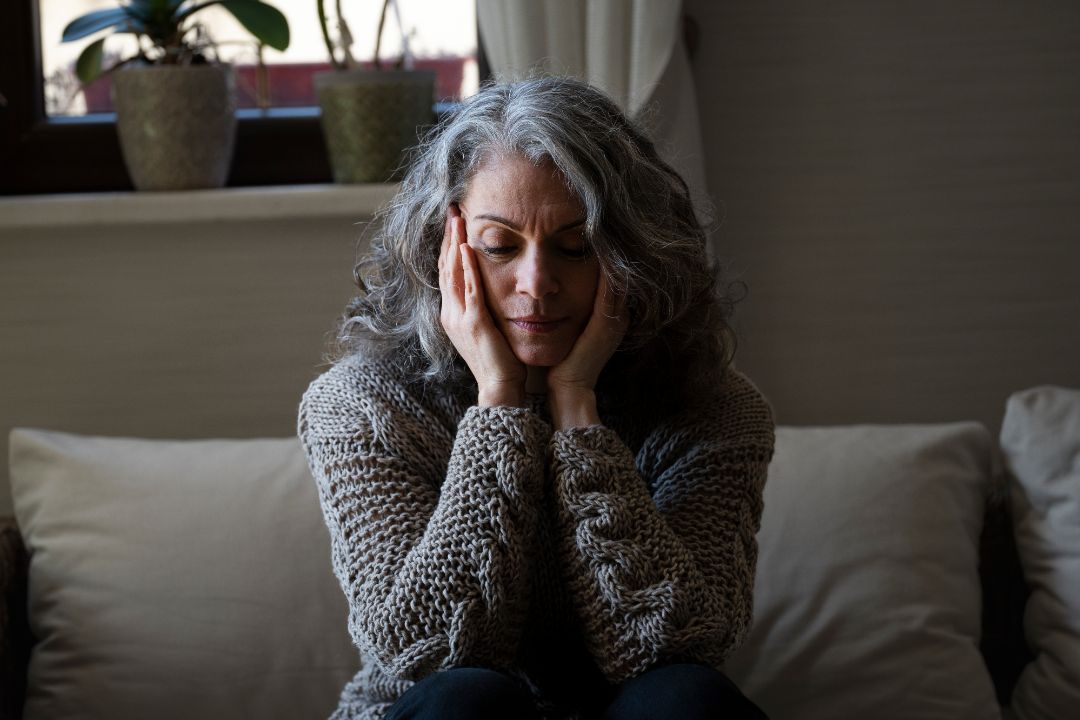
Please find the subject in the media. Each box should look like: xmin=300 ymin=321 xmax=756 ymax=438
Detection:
xmin=439 ymin=213 xmax=452 ymax=274
xmin=594 ymin=272 xmax=616 ymax=318
xmin=450 ymin=216 xmax=466 ymax=301
xmin=460 ymin=243 xmax=488 ymax=318
xmin=439 ymin=239 xmax=454 ymax=303
xmin=602 ymin=273 xmax=627 ymax=319
xmin=595 ymin=272 xmax=608 ymax=312
xmin=453 ymin=215 xmax=467 ymax=247
xmin=441 ymin=217 xmax=464 ymax=311
xmin=439 ymin=209 xmax=456 ymax=288
xmin=596 ymin=273 xmax=629 ymax=339
xmin=439 ymin=230 xmax=455 ymax=327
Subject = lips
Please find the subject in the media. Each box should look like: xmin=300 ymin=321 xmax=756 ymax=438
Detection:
xmin=509 ymin=316 xmax=566 ymax=333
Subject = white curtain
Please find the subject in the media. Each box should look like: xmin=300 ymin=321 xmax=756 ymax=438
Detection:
xmin=476 ymin=0 xmax=710 ymax=224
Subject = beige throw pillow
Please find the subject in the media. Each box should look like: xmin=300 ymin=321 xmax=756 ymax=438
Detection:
xmin=9 ymin=428 xmax=359 ymax=720
xmin=725 ymin=423 xmax=1001 ymax=720
xmin=1000 ymin=387 xmax=1080 ymax=720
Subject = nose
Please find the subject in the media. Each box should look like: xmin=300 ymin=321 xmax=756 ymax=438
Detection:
xmin=515 ymin=246 xmax=559 ymax=300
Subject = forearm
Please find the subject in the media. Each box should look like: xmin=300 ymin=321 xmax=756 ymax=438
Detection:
xmin=551 ymin=426 xmax=764 ymax=681
xmin=478 ymin=384 xmax=526 ymax=408
xmin=328 ymin=408 xmax=548 ymax=677
xmin=548 ymin=387 xmax=601 ymax=431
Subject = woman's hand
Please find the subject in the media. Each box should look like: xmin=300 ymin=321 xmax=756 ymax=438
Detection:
xmin=546 ymin=273 xmax=629 ymax=430
xmin=439 ymin=204 xmax=527 ymax=407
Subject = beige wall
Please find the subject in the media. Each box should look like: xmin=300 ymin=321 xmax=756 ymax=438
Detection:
xmin=686 ymin=0 xmax=1080 ymax=431
xmin=0 ymin=212 xmax=373 ymax=517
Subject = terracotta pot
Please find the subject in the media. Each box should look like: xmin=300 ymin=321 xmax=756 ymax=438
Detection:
xmin=314 ymin=69 xmax=435 ymax=183
xmin=112 ymin=64 xmax=237 ymax=191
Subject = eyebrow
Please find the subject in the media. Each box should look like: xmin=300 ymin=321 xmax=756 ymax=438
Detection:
xmin=474 ymin=213 xmax=586 ymax=235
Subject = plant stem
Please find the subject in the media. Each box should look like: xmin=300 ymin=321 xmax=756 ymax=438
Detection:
xmin=374 ymin=0 xmax=392 ymax=71
xmin=316 ymin=0 xmax=341 ymax=70
xmin=256 ymin=43 xmax=269 ymax=109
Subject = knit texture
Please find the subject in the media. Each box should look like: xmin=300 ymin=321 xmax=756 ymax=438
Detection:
xmin=298 ymin=356 xmax=775 ymax=720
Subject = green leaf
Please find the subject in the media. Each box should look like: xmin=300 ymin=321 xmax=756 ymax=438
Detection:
xmin=126 ymin=0 xmax=161 ymax=21
xmin=61 ymin=7 xmax=131 ymax=43
xmin=179 ymin=1 xmax=289 ymax=51
xmin=218 ymin=0 xmax=290 ymax=51
xmin=140 ymin=0 xmax=176 ymax=12
xmin=74 ymin=37 xmax=108 ymax=84
xmin=126 ymin=0 xmax=180 ymax=26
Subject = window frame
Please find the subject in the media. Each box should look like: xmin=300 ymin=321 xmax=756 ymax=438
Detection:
xmin=0 ymin=0 xmax=488 ymax=195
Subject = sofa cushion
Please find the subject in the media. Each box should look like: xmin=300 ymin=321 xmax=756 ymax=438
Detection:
xmin=8 ymin=429 xmax=358 ymax=720
xmin=1000 ymin=386 xmax=1080 ymax=720
xmin=725 ymin=423 xmax=1001 ymax=720
xmin=9 ymin=422 xmax=1007 ymax=719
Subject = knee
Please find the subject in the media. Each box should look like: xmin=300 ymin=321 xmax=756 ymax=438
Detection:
xmin=386 ymin=667 xmax=541 ymax=720
xmin=601 ymin=663 xmax=767 ymax=720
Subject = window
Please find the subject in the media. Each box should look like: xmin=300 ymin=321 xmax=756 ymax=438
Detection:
xmin=1 ymin=0 xmax=486 ymax=195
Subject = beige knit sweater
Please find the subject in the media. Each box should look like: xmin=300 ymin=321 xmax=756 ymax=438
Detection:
xmin=298 ymin=355 xmax=775 ymax=720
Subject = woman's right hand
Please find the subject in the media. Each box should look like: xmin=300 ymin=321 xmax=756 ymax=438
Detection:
xmin=439 ymin=204 xmax=526 ymax=407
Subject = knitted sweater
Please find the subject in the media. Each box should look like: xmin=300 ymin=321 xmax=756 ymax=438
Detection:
xmin=298 ymin=356 xmax=775 ymax=720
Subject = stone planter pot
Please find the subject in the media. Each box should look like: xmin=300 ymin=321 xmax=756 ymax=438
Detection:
xmin=314 ymin=69 xmax=435 ymax=184
xmin=112 ymin=64 xmax=237 ymax=191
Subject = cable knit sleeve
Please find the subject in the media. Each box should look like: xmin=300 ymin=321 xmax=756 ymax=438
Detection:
xmin=549 ymin=371 xmax=775 ymax=682
xmin=298 ymin=360 xmax=550 ymax=682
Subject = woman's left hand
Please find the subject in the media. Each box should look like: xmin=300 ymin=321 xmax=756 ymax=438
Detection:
xmin=546 ymin=273 xmax=629 ymax=430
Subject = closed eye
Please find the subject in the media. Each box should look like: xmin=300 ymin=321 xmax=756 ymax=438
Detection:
xmin=482 ymin=245 xmax=589 ymax=259
xmin=480 ymin=245 xmax=515 ymax=256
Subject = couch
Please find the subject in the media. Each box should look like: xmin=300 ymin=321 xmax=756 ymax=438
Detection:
xmin=1 ymin=385 xmax=1077 ymax=720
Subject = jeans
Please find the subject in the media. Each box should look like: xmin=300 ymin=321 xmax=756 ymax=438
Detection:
xmin=384 ymin=662 xmax=769 ymax=720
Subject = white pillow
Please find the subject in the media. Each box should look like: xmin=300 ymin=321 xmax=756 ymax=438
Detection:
xmin=9 ymin=428 xmax=359 ymax=720
xmin=725 ymin=423 xmax=1001 ymax=720
xmin=1000 ymin=387 xmax=1080 ymax=720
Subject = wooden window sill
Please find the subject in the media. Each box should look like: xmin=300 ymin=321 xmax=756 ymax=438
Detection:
xmin=0 ymin=183 xmax=399 ymax=229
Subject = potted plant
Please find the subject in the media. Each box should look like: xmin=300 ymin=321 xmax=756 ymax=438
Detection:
xmin=315 ymin=0 xmax=435 ymax=183
xmin=62 ymin=0 xmax=290 ymax=191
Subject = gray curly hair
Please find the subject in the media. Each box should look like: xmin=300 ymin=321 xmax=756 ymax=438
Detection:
xmin=337 ymin=75 xmax=740 ymax=412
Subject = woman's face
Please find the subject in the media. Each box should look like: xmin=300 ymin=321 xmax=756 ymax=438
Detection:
xmin=458 ymin=152 xmax=600 ymax=367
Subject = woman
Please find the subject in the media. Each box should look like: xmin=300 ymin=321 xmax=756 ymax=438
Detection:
xmin=299 ymin=76 xmax=774 ymax=720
